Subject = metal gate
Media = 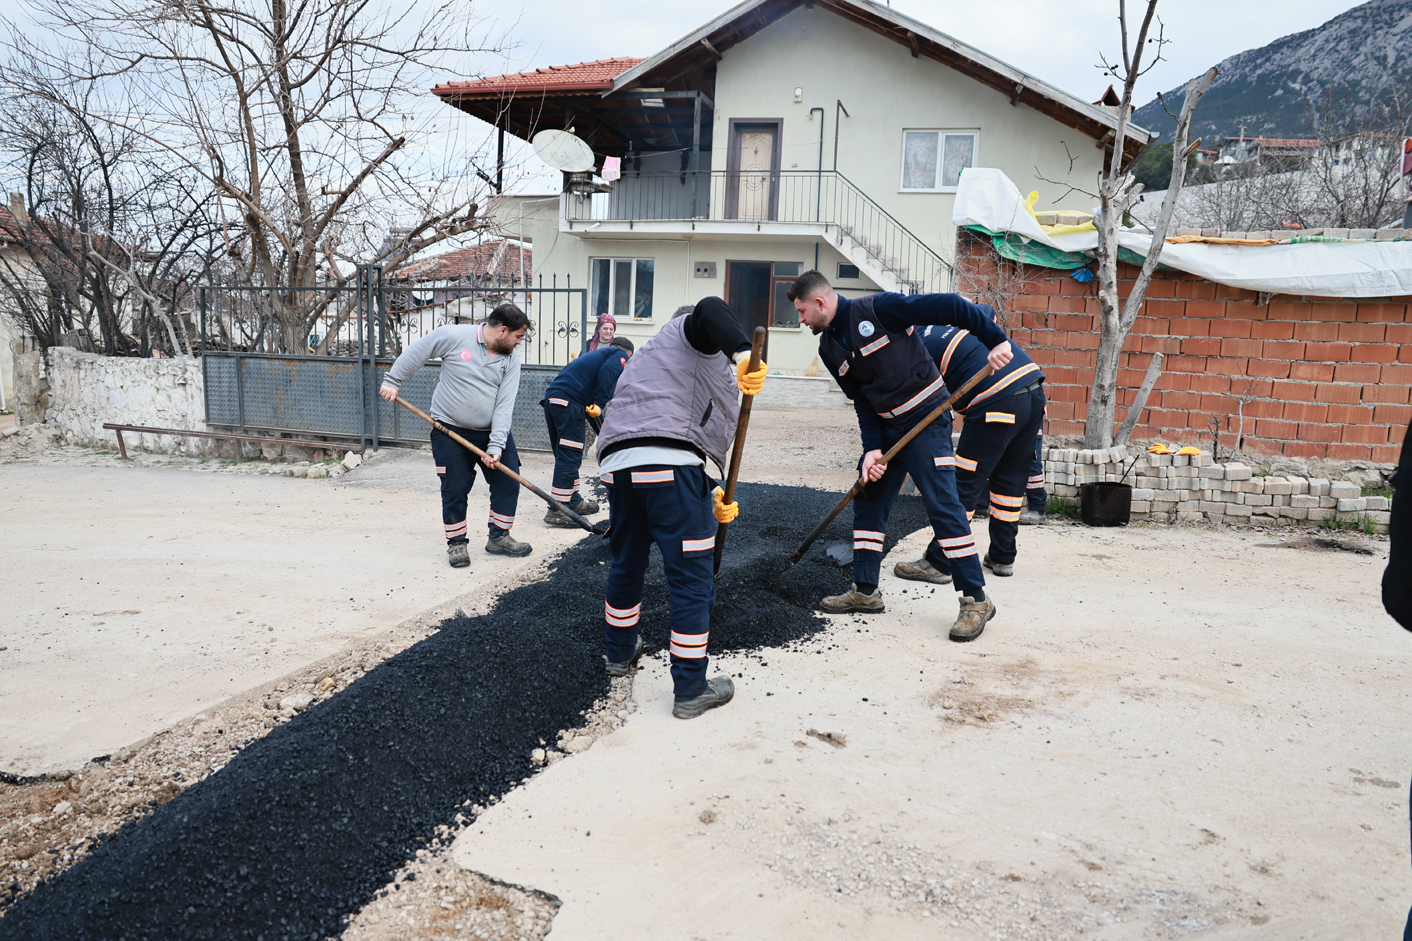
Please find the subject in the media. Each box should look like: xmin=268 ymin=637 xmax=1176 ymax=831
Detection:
xmin=199 ymin=265 xmax=587 ymax=451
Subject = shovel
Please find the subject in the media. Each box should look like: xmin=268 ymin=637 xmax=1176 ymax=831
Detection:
xmin=784 ymin=363 xmax=994 ymax=570
xmin=392 ymin=395 xmax=608 ymax=536
xmin=713 ymin=326 xmax=767 ymax=577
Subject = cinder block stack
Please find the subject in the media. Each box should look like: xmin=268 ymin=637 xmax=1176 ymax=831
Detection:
xmin=1043 ymin=448 xmax=1393 ymax=532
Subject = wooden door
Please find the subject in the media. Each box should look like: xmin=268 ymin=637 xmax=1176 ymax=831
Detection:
xmin=725 ymin=120 xmax=781 ymax=220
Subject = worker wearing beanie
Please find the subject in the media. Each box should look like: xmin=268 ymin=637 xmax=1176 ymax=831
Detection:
xmin=594 ymin=297 xmax=767 ymax=719
xmin=916 ymin=319 xmax=1045 ymax=579
xmin=790 ymin=271 xmax=1013 ymax=643
xmin=540 ymin=336 xmax=634 ymax=526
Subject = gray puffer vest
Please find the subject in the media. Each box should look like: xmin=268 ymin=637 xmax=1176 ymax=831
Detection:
xmin=595 ymin=316 xmax=739 ymax=471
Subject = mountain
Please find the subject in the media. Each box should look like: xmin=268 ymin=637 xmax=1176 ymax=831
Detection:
xmin=1131 ymin=0 xmax=1412 ymax=145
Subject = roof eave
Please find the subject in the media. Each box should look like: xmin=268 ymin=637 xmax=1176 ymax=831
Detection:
xmin=433 ymin=81 xmax=617 ymax=99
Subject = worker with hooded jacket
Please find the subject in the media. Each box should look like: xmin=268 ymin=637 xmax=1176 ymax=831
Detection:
xmin=540 ymin=336 xmax=634 ymax=526
xmin=790 ymin=271 xmax=1013 ymax=642
xmin=917 ymin=318 xmax=1045 ymax=578
xmin=594 ymin=297 xmax=767 ymax=719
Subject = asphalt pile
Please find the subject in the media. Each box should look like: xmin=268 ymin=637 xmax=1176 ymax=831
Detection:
xmin=0 ymin=483 xmax=927 ymax=940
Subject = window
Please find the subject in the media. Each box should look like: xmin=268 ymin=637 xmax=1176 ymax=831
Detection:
xmin=900 ymin=130 xmax=978 ymax=191
xmin=771 ymin=262 xmax=803 ymax=327
xmin=837 ymin=263 xmax=860 ymax=280
xmin=591 ymin=257 xmax=654 ymax=319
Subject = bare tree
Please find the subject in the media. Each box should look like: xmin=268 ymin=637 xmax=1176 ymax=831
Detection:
xmin=1084 ymin=1 xmax=1217 ymax=448
xmin=5 ymin=0 xmax=506 ymax=355
xmin=953 ymin=233 xmax=1041 ymax=333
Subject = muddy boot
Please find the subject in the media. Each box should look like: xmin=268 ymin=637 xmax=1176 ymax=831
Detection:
xmin=819 ymin=584 xmax=885 ymax=614
xmin=1019 ymin=507 xmax=1046 ymax=526
xmin=672 ymin=676 xmax=734 ymax=719
xmin=950 ymin=594 xmax=996 ymax=643
xmin=893 ymin=557 xmax=952 ymax=585
xmin=486 ymin=532 xmax=532 ymax=557
xmin=982 ymin=553 xmax=1014 ymax=577
xmin=544 ymin=507 xmax=580 ymax=527
xmin=606 ymin=636 xmax=645 ymax=678
xmin=972 ymin=504 xmax=990 ymax=519
xmin=571 ymin=496 xmax=600 ymax=515
xmin=447 ymin=542 xmax=471 ymax=569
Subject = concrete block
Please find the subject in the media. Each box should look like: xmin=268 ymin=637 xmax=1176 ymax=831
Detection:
xmin=1308 ymin=478 xmax=1330 ymax=496
xmin=1243 ymin=493 xmax=1273 ymax=506
xmin=1152 ymin=454 xmax=1173 ymax=467
xmin=1235 ymin=479 xmax=1265 ymax=494
xmin=1349 ymin=229 xmax=1377 ymax=240
xmin=1173 ymin=454 xmax=1190 ymax=467
xmin=1177 ymin=511 xmax=1204 ymax=522
xmin=1252 ymin=513 xmax=1278 ymax=525
xmin=1152 ymin=491 xmax=1179 ymax=504
xmin=1224 ymin=463 xmax=1253 ymax=481
xmin=1201 ymin=228 xmax=1220 ymax=237
xmin=1191 ymin=454 xmax=1213 ymax=467
xmin=1287 ymin=477 xmax=1309 ymax=494
xmin=1176 ymin=500 xmax=1201 ymax=512
xmin=1367 ymin=496 xmax=1390 ymax=511
xmin=1176 ymin=227 xmax=1201 ymax=237
xmin=1307 ymin=507 xmax=1334 ymax=521
xmin=1130 ymin=500 xmax=1152 ymax=513
xmin=1324 ymin=228 xmax=1349 ymax=239
xmin=1329 ymin=481 xmax=1361 ymax=499
xmin=1225 ymin=503 xmax=1254 ymax=517
xmin=1272 ymin=495 xmax=1288 ymax=507
xmin=1336 ymin=497 xmax=1368 ymax=512
xmin=1290 ymin=494 xmax=1320 ymax=508
xmin=1199 ymin=501 xmax=1227 ymax=515
xmin=1375 ymin=228 xmax=1408 ymax=241
xmin=1198 ymin=466 xmax=1225 ymax=480
xmin=1279 ymin=507 xmax=1309 ymax=520
xmin=1319 ymin=496 xmax=1336 ymax=508
xmin=1131 ymin=488 xmax=1156 ymax=501
xmin=1075 ymin=449 xmax=1095 ymax=464
xmin=1370 ymin=510 xmax=1392 ymax=525
xmin=1247 ymin=231 xmax=1272 ymax=240
xmin=1263 ymin=479 xmax=1292 ymax=495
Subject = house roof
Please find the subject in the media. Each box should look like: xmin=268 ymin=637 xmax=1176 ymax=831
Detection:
xmin=434 ymin=0 xmax=1151 ymax=165
xmin=387 ymin=239 xmax=530 ymax=284
xmin=433 ymin=58 xmax=643 ymax=99
xmin=1222 ymin=137 xmax=1322 ymax=148
xmin=608 ymin=0 xmax=1153 ymax=160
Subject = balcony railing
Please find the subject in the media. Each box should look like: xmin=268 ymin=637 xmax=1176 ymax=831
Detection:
xmin=563 ymin=170 xmax=952 ymax=294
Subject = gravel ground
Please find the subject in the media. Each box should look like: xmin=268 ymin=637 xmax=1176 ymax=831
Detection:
xmin=0 ymin=481 xmax=926 ymax=940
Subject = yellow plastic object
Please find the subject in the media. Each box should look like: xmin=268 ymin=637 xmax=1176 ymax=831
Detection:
xmin=1176 ymin=446 xmax=1203 ymax=455
xmin=1147 ymin=443 xmax=1175 ymax=454
xmin=585 ymin=404 xmax=601 ymax=418
xmin=736 ymin=358 xmax=768 ymax=396
xmin=712 ymin=486 xmax=739 ymax=524
xmin=1024 ymin=190 xmax=1040 ymax=221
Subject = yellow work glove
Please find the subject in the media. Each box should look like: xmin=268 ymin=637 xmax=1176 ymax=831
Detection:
xmin=736 ymin=358 xmax=768 ymax=396
xmin=713 ymin=486 xmax=738 ymax=524
xmin=1147 ymin=443 xmax=1174 ymax=454
xmin=1176 ymin=445 xmax=1202 ymax=456
xmin=585 ymin=404 xmax=601 ymax=419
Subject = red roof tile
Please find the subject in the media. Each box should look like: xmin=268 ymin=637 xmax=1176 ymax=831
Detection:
xmin=433 ymin=57 xmax=642 ymax=98
xmin=388 ymin=239 xmax=530 ymax=283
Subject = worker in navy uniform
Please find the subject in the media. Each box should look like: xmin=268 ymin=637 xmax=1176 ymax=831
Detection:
xmin=540 ymin=336 xmax=634 ymax=526
xmin=973 ymin=430 xmax=1048 ymax=524
xmin=919 ymin=320 xmax=1045 ymax=578
xmin=594 ymin=297 xmax=768 ymax=718
xmin=790 ymin=271 xmax=1014 ymax=642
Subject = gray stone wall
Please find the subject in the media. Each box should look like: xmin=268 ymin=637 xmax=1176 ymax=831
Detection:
xmin=45 ymin=348 xmax=212 ymax=455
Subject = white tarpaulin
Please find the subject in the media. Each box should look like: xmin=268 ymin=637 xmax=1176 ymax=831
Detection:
xmin=952 ymin=168 xmax=1412 ymax=298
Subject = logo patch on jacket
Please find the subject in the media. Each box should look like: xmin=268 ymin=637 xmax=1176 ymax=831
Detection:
xmin=459 ymin=350 xmax=472 ymax=361
xmin=858 ymin=320 xmax=875 ymax=337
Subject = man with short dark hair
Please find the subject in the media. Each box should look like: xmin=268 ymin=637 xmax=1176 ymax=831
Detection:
xmin=790 ymin=271 xmax=1013 ymax=642
xmin=541 ymin=336 xmax=634 ymax=526
xmin=380 ymin=304 xmax=532 ymax=568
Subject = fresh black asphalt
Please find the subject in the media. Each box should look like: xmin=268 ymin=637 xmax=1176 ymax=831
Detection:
xmin=0 ymin=483 xmax=928 ymax=940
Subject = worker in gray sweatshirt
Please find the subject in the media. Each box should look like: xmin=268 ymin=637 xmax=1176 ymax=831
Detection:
xmin=379 ymin=304 xmax=532 ymax=568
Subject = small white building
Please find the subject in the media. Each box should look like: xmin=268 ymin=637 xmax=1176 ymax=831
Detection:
xmin=434 ymin=0 xmax=1150 ymax=371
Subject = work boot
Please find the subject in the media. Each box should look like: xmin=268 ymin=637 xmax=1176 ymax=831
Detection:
xmin=982 ymin=553 xmax=1014 ymax=577
xmin=1019 ymin=507 xmax=1047 ymax=526
xmin=486 ymin=532 xmax=532 ymax=557
xmin=672 ymin=676 xmax=735 ymax=719
xmin=819 ymin=584 xmax=885 ymax=614
xmin=893 ymin=557 xmax=953 ymax=585
xmin=606 ymin=636 xmax=645 ymax=678
xmin=972 ymin=504 xmax=990 ymax=519
xmin=950 ymin=595 xmax=996 ymax=643
xmin=447 ymin=542 xmax=470 ymax=569
xmin=544 ymin=507 xmax=580 ymax=527
xmin=571 ymin=496 xmax=600 ymax=515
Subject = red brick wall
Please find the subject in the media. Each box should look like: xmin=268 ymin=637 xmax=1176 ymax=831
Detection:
xmin=955 ymin=232 xmax=1412 ymax=462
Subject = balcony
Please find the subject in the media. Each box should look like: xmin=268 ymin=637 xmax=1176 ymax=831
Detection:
xmin=561 ymin=170 xmax=952 ymax=295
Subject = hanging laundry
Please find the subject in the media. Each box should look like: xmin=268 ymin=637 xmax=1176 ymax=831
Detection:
xmin=602 ymin=156 xmax=621 ymax=182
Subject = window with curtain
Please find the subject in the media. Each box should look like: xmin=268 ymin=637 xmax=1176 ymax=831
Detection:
xmin=590 ymin=257 xmax=655 ymax=319
xmin=900 ymin=130 xmax=978 ymax=191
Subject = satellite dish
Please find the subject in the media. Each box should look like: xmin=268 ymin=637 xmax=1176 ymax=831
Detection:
xmin=533 ymin=129 xmax=596 ymax=173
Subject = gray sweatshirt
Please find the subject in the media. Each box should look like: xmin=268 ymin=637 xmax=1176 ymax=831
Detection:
xmin=383 ymin=324 xmax=521 ymax=456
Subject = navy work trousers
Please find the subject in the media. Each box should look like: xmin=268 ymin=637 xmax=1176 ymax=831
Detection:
xmin=852 ymin=402 xmax=985 ymax=594
xmin=1027 ymin=420 xmax=1047 ymax=510
xmin=603 ymin=464 xmax=717 ymax=698
xmin=951 ymin=385 xmax=1045 ymax=566
xmin=430 ymin=423 xmax=521 ymax=542
xmin=542 ymin=398 xmax=589 ymax=507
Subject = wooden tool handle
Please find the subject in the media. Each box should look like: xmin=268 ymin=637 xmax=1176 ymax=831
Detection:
xmin=392 ymin=395 xmax=603 ymax=535
xmin=786 ymin=362 xmax=993 ymax=568
xmin=713 ymin=327 xmax=767 ymax=576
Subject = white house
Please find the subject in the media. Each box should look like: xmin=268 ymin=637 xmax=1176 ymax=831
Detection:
xmin=434 ymin=0 xmax=1150 ymax=371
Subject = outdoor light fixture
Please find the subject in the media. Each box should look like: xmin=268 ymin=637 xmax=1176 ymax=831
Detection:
xmin=793 ymin=87 xmax=803 ymax=103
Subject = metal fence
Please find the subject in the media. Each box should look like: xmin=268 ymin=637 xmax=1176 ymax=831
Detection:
xmin=199 ymin=265 xmax=586 ymax=452
xmin=567 ymin=170 xmax=952 ymax=293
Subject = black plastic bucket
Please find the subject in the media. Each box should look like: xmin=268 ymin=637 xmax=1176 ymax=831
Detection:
xmin=1080 ymin=482 xmax=1132 ymax=526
